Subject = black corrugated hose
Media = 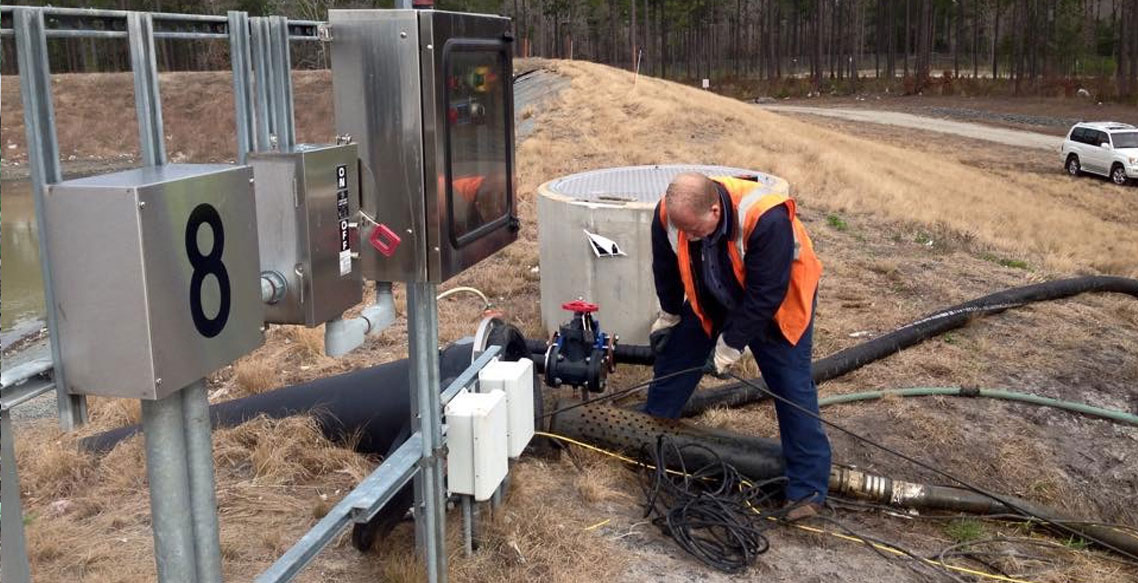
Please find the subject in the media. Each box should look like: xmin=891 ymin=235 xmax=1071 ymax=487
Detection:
xmin=681 ymin=275 xmax=1138 ymax=417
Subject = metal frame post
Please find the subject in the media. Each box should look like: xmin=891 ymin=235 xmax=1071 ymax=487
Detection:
xmin=130 ymin=16 xmax=224 ymax=582
xmin=182 ymin=381 xmax=224 ymax=583
xmin=228 ymin=11 xmax=255 ymax=164
xmin=13 ymin=6 xmax=88 ymax=431
xmin=407 ymin=281 xmax=448 ymax=583
xmin=250 ymin=17 xmax=274 ymax=151
xmin=128 ymin=12 xmax=166 ymax=165
xmin=268 ymin=16 xmax=297 ymax=149
xmin=1 ymin=407 xmax=33 ymax=583
xmin=142 ymin=396 xmax=199 ymax=583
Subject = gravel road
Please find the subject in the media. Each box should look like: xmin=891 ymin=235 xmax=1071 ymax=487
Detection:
xmin=758 ymin=104 xmax=1064 ymax=151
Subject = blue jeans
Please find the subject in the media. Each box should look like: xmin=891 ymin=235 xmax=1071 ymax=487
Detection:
xmin=643 ymin=303 xmax=832 ymax=503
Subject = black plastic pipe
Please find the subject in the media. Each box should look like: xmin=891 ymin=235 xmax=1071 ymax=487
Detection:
xmin=525 ymin=339 xmax=656 ymax=373
xmin=551 ymin=402 xmax=1138 ymax=558
xmin=80 ymin=341 xmax=479 ymax=455
xmin=681 ymin=276 xmax=1138 ymax=417
xmin=83 ymin=320 xmax=536 ymax=456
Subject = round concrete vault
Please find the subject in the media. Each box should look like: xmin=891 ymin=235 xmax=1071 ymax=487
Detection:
xmin=537 ymin=164 xmax=790 ymax=344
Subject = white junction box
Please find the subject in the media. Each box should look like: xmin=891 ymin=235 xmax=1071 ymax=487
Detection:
xmin=445 ymin=390 xmax=508 ymax=501
xmin=478 ymin=359 xmax=535 ymax=458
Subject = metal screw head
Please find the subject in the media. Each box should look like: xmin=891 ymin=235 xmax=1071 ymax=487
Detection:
xmin=400 ymin=31 xmax=407 ymax=38
xmin=138 ymin=201 xmax=147 ymax=209
xmin=155 ymin=378 xmax=163 ymax=385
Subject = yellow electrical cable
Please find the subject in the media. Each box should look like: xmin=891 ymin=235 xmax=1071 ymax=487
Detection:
xmin=585 ymin=518 xmax=612 ymax=531
xmin=535 ymin=431 xmax=1038 ymax=583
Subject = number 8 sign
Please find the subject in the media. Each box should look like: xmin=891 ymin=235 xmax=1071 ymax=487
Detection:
xmin=43 ymin=164 xmax=265 ymax=400
xmin=185 ymin=204 xmax=232 ymax=338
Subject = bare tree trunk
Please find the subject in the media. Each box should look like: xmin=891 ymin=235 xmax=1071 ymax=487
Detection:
xmin=814 ymin=0 xmax=824 ymax=90
xmin=904 ymin=0 xmax=911 ymax=76
xmin=992 ymin=0 xmax=1000 ymax=79
xmin=973 ymin=0 xmax=980 ymax=77
xmin=630 ymin=0 xmax=636 ymax=70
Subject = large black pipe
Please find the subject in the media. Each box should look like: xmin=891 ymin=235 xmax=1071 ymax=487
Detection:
xmin=549 ymin=399 xmax=786 ymax=480
xmin=81 ymin=341 xmax=478 ymax=455
xmin=82 ymin=320 xmax=535 ymax=455
xmin=681 ymin=276 xmax=1138 ymax=416
xmin=525 ymin=340 xmax=656 ymax=372
xmin=552 ymin=402 xmax=1138 ymax=558
xmin=81 ymin=322 xmax=535 ymax=552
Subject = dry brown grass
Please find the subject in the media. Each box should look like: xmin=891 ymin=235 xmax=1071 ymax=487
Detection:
xmin=537 ymin=61 xmax=1138 ymax=277
xmin=233 ymin=355 xmax=282 ymax=395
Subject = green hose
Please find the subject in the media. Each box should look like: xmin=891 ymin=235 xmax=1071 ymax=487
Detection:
xmin=818 ymin=387 xmax=1138 ymax=427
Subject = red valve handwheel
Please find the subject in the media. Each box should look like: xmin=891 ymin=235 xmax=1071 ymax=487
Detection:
xmin=561 ymin=300 xmax=598 ymax=314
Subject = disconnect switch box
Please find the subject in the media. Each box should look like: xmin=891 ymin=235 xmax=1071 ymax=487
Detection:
xmin=478 ymin=359 xmax=535 ymax=458
xmin=445 ymin=389 xmax=508 ymax=501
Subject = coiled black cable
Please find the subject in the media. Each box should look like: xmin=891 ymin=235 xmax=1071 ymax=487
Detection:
xmin=637 ymin=435 xmax=786 ymax=573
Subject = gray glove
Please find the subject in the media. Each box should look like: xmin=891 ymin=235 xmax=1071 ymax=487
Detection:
xmin=648 ymin=311 xmax=681 ymax=355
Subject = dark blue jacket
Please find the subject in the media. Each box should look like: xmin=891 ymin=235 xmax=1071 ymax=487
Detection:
xmin=651 ymin=187 xmax=795 ymax=349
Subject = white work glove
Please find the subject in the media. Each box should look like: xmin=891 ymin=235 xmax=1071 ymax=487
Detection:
xmin=649 ymin=311 xmax=682 ymax=355
xmin=704 ymin=335 xmax=743 ymax=378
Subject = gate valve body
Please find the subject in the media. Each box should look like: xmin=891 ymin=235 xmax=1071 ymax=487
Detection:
xmin=544 ymin=300 xmax=617 ymax=392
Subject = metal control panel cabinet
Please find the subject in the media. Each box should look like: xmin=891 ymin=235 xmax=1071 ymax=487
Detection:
xmin=43 ymin=164 xmax=264 ymax=400
xmin=249 ymin=144 xmax=363 ymax=326
xmin=330 ymin=9 xmax=518 ymax=283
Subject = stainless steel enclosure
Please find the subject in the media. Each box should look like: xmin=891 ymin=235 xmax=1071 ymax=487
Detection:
xmin=43 ymin=164 xmax=264 ymax=400
xmin=249 ymin=143 xmax=363 ymax=326
xmin=330 ymin=9 xmax=517 ymax=283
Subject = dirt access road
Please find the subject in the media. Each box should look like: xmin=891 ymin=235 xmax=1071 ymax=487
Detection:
xmin=757 ymin=104 xmax=1064 ymax=151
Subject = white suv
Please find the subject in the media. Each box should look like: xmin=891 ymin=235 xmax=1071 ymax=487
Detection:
xmin=1061 ymin=122 xmax=1138 ymax=185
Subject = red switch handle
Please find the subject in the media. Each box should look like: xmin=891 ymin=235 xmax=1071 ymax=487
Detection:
xmin=369 ymin=224 xmax=402 ymax=258
xmin=562 ymin=300 xmax=599 ymax=314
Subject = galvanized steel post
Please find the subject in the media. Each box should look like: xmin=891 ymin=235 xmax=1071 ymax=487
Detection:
xmin=228 ymin=11 xmax=256 ymax=164
xmin=128 ymin=12 xmax=167 ymax=165
xmin=407 ymin=281 xmax=448 ymax=583
xmin=268 ymin=16 xmax=297 ymax=149
xmin=0 ymin=407 xmax=33 ymax=583
xmin=250 ymin=17 xmax=274 ymax=151
xmin=141 ymin=397 xmax=199 ymax=583
xmin=131 ymin=15 xmax=224 ymax=582
xmin=183 ymin=382 xmax=224 ymax=583
xmin=13 ymin=6 xmax=88 ymax=431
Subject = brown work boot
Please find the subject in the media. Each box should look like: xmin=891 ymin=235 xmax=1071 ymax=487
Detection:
xmin=782 ymin=500 xmax=823 ymax=522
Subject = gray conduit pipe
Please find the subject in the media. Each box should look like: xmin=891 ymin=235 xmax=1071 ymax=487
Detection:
xmin=818 ymin=387 xmax=1138 ymax=427
xmin=324 ymin=282 xmax=397 ymax=357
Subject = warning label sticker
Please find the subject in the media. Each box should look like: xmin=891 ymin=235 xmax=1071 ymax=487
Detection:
xmin=336 ymin=165 xmax=351 ymax=277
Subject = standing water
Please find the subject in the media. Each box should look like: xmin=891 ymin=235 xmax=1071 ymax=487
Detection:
xmin=1 ymin=179 xmax=47 ymax=348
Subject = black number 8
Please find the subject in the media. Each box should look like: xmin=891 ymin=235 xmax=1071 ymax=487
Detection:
xmin=186 ymin=204 xmax=231 ymax=338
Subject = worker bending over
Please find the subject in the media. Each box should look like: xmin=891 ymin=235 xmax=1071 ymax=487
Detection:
xmin=646 ymin=171 xmax=830 ymax=520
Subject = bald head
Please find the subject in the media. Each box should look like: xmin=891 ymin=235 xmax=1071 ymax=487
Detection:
xmin=665 ymin=172 xmax=717 ymax=215
xmin=665 ymin=172 xmax=721 ymax=239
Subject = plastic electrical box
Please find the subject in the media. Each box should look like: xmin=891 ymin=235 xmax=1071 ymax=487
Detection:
xmin=43 ymin=164 xmax=264 ymax=399
xmin=478 ymin=358 xmax=535 ymax=458
xmin=445 ymin=389 xmax=508 ymax=501
xmin=248 ymin=143 xmax=363 ymax=326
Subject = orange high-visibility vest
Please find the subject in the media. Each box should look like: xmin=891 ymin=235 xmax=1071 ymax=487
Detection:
xmin=658 ymin=176 xmax=823 ymax=345
xmin=453 ymin=176 xmax=485 ymax=203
